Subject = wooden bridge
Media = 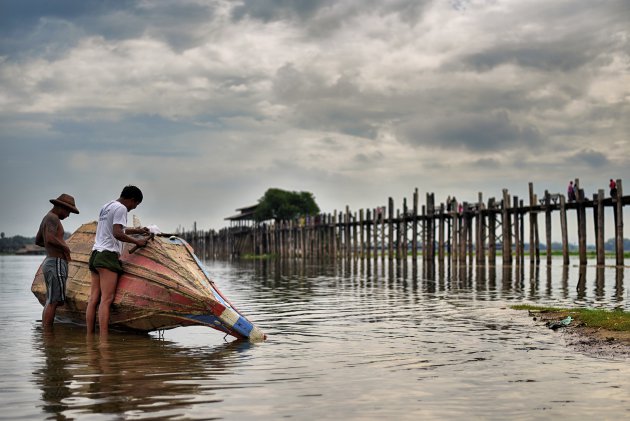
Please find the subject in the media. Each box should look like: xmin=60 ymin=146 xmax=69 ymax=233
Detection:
xmin=181 ymin=179 xmax=628 ymax=267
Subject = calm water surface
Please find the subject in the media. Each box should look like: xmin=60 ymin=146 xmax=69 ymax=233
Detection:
xmin=0 ymin=255 xmax=629 ymax=420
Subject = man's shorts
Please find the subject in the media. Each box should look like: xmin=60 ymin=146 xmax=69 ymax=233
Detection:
xmin=42 ymin=257 xmax=68 ymax=305
xmin=89 ymin=250 xmax=124 ymax=274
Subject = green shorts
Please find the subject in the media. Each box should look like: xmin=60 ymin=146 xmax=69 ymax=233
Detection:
xmin=89 ymin=250 xmax=124 ymax=274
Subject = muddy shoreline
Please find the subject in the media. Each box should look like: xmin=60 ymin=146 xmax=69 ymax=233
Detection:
xmin=528 ymin=310 xmax=630 ymax=360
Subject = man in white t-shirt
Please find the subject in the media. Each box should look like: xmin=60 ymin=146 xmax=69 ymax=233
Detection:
xmin=86 ymin=185 xmax=150 ymax=336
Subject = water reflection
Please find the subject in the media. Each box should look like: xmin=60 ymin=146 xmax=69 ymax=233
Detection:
xmin=596 ymin=266 xmax=605 ymax=300
xmin=616 ymin=267 xmax=625 ymax=304
xmin=561 ymin=265 xmax=569 ymax=299
xmin=37 ymin=329 xmax=72 ymax=418
xmin=32 ymin=324 xmax=251 ymax=420
xmin=245 ymin=256 xmax=628 ymax=311
xmin=576 ymin=265 xmax=587 ymax=301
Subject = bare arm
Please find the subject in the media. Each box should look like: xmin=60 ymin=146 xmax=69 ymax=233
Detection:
xmin=113 ymin=224 xmax=148 ymax=247
xmin=35 ymin=225 xmax=44 ymax=247
xmin=39 ymin=213 xmax=71 ymax=260
xmin=125 ymin=227 xmax=150 ymax=235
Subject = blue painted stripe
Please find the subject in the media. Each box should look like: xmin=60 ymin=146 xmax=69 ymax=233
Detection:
xmin=183 ymin=314 xmax=230 ymax=333
xmin=183 ymin=313 xmax=253 ymax=337
xmin=231 ymin=316 xmax=254 ymax=337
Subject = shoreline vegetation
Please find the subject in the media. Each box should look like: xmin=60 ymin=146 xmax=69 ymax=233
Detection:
xmin=512 ymin=305 xmax=630 ymax=359
xmin=512 ymin=305 xmax=630 ymax=331
xmin=0 ymin=233 xmax=70 ymax=255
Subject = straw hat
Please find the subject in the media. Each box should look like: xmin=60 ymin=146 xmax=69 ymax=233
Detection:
xmin=50 ymin=193 xmax=80 ymax=214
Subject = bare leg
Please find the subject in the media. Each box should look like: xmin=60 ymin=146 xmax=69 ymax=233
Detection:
xmin=86 ymin=271 xmax=101 ymax=334
xmin=97 ymin=268 xmax=119 ymax=337
xmin=42 ymin=302 xmax=58 ymax=329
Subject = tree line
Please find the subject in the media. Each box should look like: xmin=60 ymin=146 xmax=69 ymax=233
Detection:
xmin=0 ymin=234 xmax=38 ymax=254
xmin=0 ymin=232 xmax=71 ymax=254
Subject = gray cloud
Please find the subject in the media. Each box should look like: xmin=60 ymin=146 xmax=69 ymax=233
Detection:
xmin=232 ymin=0 xmax=334 ymax=22
xmin=0 ymin=0 xmax=629 ymax=237
xmin=459 ymin=43 xmax=597 ymax=73
xmin=471 ymin=157 xmax=502 ymax=169
xmin=232 ymin=0 xmax=430 ymax=28
xmin=397 ymin=111 xmax=544 ymax=151
xmin=573 ymin=149 xmax=609 ymax=168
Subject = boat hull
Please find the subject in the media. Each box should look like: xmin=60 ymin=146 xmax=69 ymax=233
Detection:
xmin=31 ymin=222 xmax=265 ymax=342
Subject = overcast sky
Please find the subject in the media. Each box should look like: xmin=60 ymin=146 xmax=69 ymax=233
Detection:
xmin=1 ymin=0 xmax=628 ymax=241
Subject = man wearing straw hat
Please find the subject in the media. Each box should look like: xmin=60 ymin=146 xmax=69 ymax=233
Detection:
xmin=35 ymin=193 xmax=80 ymax=328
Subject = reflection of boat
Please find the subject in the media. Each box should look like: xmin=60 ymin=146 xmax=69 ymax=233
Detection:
xmin=31 ymin=222 xmax=265 ymax=342
xmin=33 ymin=323 xmax=251 ymax=419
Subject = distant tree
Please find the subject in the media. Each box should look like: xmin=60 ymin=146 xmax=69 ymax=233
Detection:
xmin=604 ymin=238 xmax=630 ymax=251
xmin=254 ymin=188 xmax=320 ymax=222
xmin=0 ymin=232 xmax=4 ymax=239
xmin=0 ymin=235 xmax=36 ymax=254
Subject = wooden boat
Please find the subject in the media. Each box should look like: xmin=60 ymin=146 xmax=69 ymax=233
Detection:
xmin=31 ymin=222 xmax=266 ymax=342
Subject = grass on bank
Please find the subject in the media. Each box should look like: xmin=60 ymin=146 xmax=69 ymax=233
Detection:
xmin=546 ymin=250 xmax=630 ymax=258
xmin=242 ymin=253 xmax=276 ymax=260
xmin=392 ymin=250 xmax=630 ymax=258
xmin=511 ymin=305 xmax=630 ymax=332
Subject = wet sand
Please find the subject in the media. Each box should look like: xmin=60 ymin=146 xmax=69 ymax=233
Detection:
xmin=528 ymin=311 xmax=630 ymax=360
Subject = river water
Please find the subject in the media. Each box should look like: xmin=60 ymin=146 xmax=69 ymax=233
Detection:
xmin=1 ymin=255 xmax=629 ymax=420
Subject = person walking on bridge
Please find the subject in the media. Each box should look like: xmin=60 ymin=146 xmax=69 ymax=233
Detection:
xmin=567 ymin=181 xmax=576 ymax=202
xmin=609 ymin=179 xmax=617 ymax=199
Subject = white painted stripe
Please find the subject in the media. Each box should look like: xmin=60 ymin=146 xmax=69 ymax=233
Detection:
xmin=56 ymin=258 xmax=65 ymax=301
xmin=248 ymin=326 xmax=266 ymax=342
xmin=219 ymin=308 xmax=239 ymax=328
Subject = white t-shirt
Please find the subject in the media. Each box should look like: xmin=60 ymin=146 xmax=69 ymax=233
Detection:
xmin=93 ymin=200 xmax=128 ymax=255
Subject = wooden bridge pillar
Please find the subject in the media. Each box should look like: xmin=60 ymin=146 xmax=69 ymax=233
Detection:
xmin=438 ymin=203 xmax=445 ymax=263
xmin=577 ymin=188 xmax=587 ymax=265
xmin=403 ymin=198 xmax=408 ymax=261
xmin=388 ymin=198 xmax=394 ymax=260
xmin=426 ymin=193 xmax=435 ymax=264
xmin=502 ymin=189 xmax=512 ymax=265
xmin=365 ymin=209 xmax=371 ymax=261
xmin=559 ymin=195 xmax=569 ymax=265
xmin=450 ymin=200 xmax=459 ymax=266
xmin=412 ymin=189 xmax=418 ymax=260
xmin=513 ymin=196 xmax=521 ymax=264
xmin=595 ymin=189 xmax=605 ymax=266
xmin=475 ymin=192 xmax=484 ymax=265
xmin=528 ymin=183 xmax=540 ymax=265
xmin=459 ymin=202 xmax=468 ymax=265
xmin=544 ymin=190 xmax=552 ymax=266
xmin=488 ymin=198 xmax=497 ymax=266
xmin=615 ymin=179 xmax=624 ymax=266
xmin=372 ymin=208 xmax=378 ymax=264
xmin=359 ymin=210 xmax=364 ymax=259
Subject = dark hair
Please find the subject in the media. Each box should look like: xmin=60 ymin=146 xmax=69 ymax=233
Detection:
xmin=120 ymin=185 xmax=143 ymax=203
